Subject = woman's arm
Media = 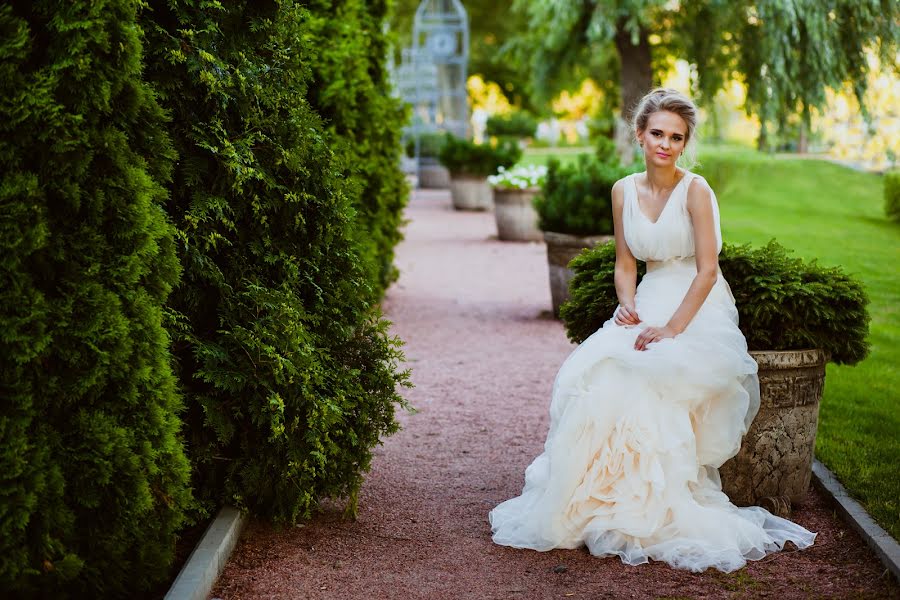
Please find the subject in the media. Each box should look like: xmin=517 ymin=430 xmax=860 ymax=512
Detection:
xmin=611 ymin=179 xmax=641 ymax=325
xmin=634 ymin=177 xmax=719 ymax=349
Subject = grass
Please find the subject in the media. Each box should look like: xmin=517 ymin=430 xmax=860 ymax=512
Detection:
xmin=519 ymin=145 xmax=595 ymax=168
xmin=518 ymin=144 xmax=900 ymax=541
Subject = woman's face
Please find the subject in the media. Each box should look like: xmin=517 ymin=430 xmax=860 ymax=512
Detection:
xmin=637 ymin=110 xmax=688 ymax=168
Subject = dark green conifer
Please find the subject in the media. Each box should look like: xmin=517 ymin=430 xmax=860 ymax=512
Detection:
xmin=0 ymin=1 xmax=192 ymax=596
xmin=142 ymin=1 xmax=411 ymax=523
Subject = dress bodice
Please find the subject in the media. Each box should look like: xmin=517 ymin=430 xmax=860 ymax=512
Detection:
xmin=623 ymin=170 xmax=723 ymax=262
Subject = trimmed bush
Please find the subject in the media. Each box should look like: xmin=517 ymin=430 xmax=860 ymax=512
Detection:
xmin=560 ymin=240 xmax=870 ymax=365
xmin=486 ymin=111 xmax=538 ymax=138
xmin=405 ymin=131 xmax=448 ymax=159
xmin=534 ymin=156 xmax=638 ymax=235
xmin=0 ymin=1 xmax=191 ymax=596
xmin=302 ymin=0 xmax=410 ymax=291
xmin=885 ymin=169 xmax=900 ymax=222
xmin=141 ymin=0 xmax=411 ymax=524
xmin=438 ymin=134 xmax=522 ymax=177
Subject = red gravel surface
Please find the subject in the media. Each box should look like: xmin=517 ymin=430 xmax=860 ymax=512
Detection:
xmin=212 ymin=189 xmax=899 ymax=599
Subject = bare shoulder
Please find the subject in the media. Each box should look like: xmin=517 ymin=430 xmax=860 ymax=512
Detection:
xmin=686 ymin=174 xmax=714 ymax=212
xmin=611 ymin=176 xmax=629 ymax=209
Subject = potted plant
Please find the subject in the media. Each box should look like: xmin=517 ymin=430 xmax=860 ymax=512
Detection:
xmin=406 ymin=131 xmax=450 ymax=189
xmin=438 ymin=135 xmax=521 ymax=211
xmin=487 ymin=164 xmax=548 ymax=241
xmin=534 ymin=155 xmax=637 ymax=316
xmin=560 ymin=239 xmax=871 ymax=516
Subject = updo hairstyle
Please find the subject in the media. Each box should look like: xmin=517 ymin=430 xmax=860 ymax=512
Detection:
xmin=631 ymin=87 xmax=699 ymax=167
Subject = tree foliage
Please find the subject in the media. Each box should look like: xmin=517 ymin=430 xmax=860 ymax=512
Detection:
xmin=140 ymin=0 xmax=412 ymax=524
xmin=509 ymin=0 xmax=899 ymax=127
xmin=0 ymin=1 xmax=192 ymax=596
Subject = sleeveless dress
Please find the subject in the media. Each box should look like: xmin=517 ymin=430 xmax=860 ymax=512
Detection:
xmin=488 ymin=170 xmax=817 ymax=573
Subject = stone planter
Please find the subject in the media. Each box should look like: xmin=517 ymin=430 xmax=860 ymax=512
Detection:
xmin=719 ymin=349 xmax=827 ymax=517
xmin=543 ymin=231 xmax=612 ymax=317
xmin=417 ymin=161 xmax=450 ymax=189
xmin=493 ymin=188 xmax=542 ymax=241
xmin=449 ymin=175 xmax=492 ymax=211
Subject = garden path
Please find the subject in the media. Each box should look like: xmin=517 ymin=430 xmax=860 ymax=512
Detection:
xmin=212 ymin=188 xmax=898 ymax=599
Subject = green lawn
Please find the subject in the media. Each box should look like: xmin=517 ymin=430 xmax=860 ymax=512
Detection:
xmin=520 ymin=145 xmax=900 ymax=540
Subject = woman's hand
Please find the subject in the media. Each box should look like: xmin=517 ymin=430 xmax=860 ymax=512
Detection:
xmin=634 ymin=325 xmax=678 ymax=351
xmin=614 ymin=303 xmax=642 ymax=326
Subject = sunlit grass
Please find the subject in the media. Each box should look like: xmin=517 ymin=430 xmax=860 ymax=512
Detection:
xmin=519 ymin=144 xmax=900 ymax=540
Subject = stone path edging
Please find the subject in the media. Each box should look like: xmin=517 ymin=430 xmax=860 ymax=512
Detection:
xmin=165 ymin=506 xmax=245 ymax=600
xmin=812 ymin=459 xmax=900 ymax=581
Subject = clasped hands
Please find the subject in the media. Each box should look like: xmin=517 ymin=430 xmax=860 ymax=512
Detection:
xmin=614 ymin=304 xmax=679 ymax=351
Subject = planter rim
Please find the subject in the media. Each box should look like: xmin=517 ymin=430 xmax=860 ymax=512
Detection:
xmin=448 ymin=173 xmax=490 ymax=181
xmin=748 ymin=348 xmax=827 ymax=368
xmin=492 ymin=186 xmax=542 ymax=193
xmin=543 ymin=230 xmax=613 ymax=245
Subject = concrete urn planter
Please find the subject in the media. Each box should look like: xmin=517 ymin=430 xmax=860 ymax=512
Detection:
xmin=493 ymin=188 xmax=542 ymax=241
xmin=719 ymin=348 xmax=827 ymax=517
xmin=418 ymin=160 xmax=451 ymax=189
xmin=449 ymin=175 xmax=493 ymax=211
xmin=543 ymin=231 xmax=613 ymax=317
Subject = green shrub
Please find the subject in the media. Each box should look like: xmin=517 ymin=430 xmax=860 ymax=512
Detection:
xmin=0 ymin=1 xmax=192 ymax=596
xmin=486 ymin=111 xmax=538 ymax=138
xmin=405 ymin=131 xmax=448 ymax=159
xmin=142 ymin=0 xmax=411 ymax=524
xmin=534 ymin=156 xmax=638 ymax=235
xmin=302 ymin=0 xmax=410 ymax=291
xmin=560 ymin=240 xmax=870 ymax=365
xmin=438 ymin=134 xmax=522 ymax=177
xmin=594 ymin=136 xmax=619 ymax=165
xmin=884 ymin=169 xmax=900 ymax=222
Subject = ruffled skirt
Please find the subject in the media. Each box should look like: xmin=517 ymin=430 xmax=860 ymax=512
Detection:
xmin=488 ymin=259 xmax=816 ymax=572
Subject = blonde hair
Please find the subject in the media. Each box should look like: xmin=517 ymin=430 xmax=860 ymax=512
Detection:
xmin=631 ymin=87 xmax=699 ymax=168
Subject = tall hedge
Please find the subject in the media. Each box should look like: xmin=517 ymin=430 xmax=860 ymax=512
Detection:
xmin=304 ymin=0 xmax=410 ymax=291
xmin=141 ymin=1 xmax=411 ymax=523
xmin=0 ymin=1 xmax=191 ymax=596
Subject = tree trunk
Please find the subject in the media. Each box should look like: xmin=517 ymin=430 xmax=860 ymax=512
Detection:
xmin=613 ymin=21 xmax=653 ymax=164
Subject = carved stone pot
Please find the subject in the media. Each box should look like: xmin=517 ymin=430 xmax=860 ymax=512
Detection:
xmin=719 ymin=349 xmax=827 ymax=517
xmin=543 ymin=231 xmax=612 ymax=317
xmin=418 ymin=160 xmax=450 ymax=189
xmin=449 ymin=175 xmax=492 ymax=211
xmin=493 ymin=188 xmax=542 ymax=241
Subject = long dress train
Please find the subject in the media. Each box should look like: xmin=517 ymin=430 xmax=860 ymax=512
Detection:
xmin=488 ymin=170 xmax=816 ymax=573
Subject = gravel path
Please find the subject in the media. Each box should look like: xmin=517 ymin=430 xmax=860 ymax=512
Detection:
xmin=212 ymin=189 xmax=899 ymax=599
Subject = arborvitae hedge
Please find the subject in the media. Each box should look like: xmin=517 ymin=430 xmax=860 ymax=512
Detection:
xmin=560 ymin=240 xmax=870 ymax=365
xmin=0 ymin=1 xmax=191 ymax=596
xmin=304 ymin=0 xmax=410 ymax=291
xmin=141 ymin=1 xmax=411 ymax=523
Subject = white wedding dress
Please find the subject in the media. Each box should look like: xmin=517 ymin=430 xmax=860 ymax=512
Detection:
xmin=488 ymin=170 xmax=816 ymax=572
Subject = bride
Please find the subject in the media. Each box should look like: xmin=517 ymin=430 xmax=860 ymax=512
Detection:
xmin=488 ymin=88 xmax=816 ymax=573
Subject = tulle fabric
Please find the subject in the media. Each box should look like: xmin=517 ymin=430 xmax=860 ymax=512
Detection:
xmin=488 ymin=172 xmax=816 ymax=572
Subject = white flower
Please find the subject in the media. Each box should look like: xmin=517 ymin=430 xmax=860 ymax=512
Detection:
xmin=489 ymin=164 xmax=548 ymax=190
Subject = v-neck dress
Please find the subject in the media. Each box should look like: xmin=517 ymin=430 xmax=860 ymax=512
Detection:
xmin=488 ymin=169 xmax=816 ymax=573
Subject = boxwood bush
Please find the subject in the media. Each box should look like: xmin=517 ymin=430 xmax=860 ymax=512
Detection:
xmin=438 ymin=134 xmax=521 ymax=177
xmin=885 ymin=169 xmax=900 ymax=222
xmin=534 ymin=156 xmax=638 ymax=236
xmin=142 ymin=0 xmax=411 ymax=524
xmin=560 ymin=240 xmax=870 ymax=365
xmin=0 ymin=1 xmax=192 ymax=596
xmin=486 ymin=111 xmax=538 ymax=139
